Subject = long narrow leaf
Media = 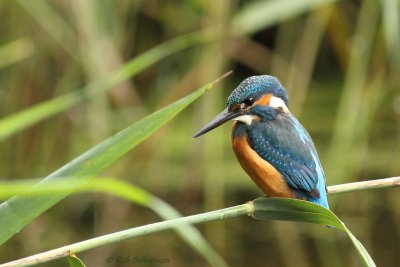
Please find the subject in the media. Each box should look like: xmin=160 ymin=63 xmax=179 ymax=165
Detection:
xmin=252 ymin=198 xmax=376 ymax=267
xmin=0 ymin=29 xmax=212 ymax=141
xmin=0 ymin=177 xmax=228 ymax=267
xmin=0 ymin=72 xmax=230 ymax=246
xmin=67 ymin=254 xmax=86 ymax=267
xmin=3 ymin=196 xmax=376 ymax=267
xmin=3 ymin=201 xmax=250 ymax=267
xmin=0 ymin=38 xmax=34 ymax=70
xmin=232 ymin=0 xmax=337 ymax=35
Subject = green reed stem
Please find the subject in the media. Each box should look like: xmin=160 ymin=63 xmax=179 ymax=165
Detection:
xmin=1 ymin=177 xmax=398 ymax=267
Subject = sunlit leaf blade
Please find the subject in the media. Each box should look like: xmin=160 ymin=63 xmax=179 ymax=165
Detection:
xmin=0 ymin=72 xmax=229 ymax=246
xmin=0 ymin=178 xmax=150 ymax=205
xmin=343 ymin=226 xmax=376 ymax=267
xmin=0 ymin=38 xmax=34 ymax=70
xmin=67 ymin=254 xmax=86 ymax=267
xmin=252 ymin=198 xmax=376 ymax=267
xmin=0 ymin=177 xmax=228 ymax=267
xmin=147 ymin=198 xmax=228 ymax=267
xmin=381 ymin=0 xmax=400 ymax=57
xmin=0 ymin=29 xmax=212 ymax=141
xmin=232 ymin=0 xmax=337 ymax=35
xmin=252 ymin=198 xmax=342 ymax=228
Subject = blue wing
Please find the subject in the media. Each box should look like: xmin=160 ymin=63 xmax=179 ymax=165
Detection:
xmin=246 ymin=112 xmax=329 ymax=207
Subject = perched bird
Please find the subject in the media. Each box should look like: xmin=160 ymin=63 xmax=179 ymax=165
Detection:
xmin=193 ymin=75 xmax=329 ymax=209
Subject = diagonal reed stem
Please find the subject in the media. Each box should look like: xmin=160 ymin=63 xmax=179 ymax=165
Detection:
xmin=327 ymin=177 xmax=400 ymax=194
xmin=1 ymin=177 xmax=398 ymax=267
xmin=1 ymin=204 xmax=253 ymax=267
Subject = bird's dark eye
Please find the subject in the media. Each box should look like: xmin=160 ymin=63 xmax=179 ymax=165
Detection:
xmin=243 ymin=97 xmax=255 ymax=107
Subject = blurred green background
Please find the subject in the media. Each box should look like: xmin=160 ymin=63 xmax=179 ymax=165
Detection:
xmin=0 ymin=0 xmax=399 ymax=266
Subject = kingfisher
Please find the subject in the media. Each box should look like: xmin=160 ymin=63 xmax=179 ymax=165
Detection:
xmin=193 ymin=75 xmax=329 ymax=209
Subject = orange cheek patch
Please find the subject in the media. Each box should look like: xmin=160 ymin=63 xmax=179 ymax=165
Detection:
xmin=254 ymin=93 xmax=272 ymax=107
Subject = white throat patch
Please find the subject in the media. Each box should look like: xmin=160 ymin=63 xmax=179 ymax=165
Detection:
xmin=232 ymin=115 xmax=256 ymax=125
xmin=269 ymin=96 xmax=289 ymax=113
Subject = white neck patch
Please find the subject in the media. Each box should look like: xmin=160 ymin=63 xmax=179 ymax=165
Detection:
xmin=269 ymin=96 xmax=289 ymax=113
xmin=232 ymin=115 xmax=257 ymax=125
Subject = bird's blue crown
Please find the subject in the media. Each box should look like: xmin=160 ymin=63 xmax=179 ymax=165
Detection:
xmin=227 ymin=75 xmax=289 ymax=108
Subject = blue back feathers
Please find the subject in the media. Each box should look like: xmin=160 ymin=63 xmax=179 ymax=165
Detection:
xmin=245 ymin=116 xmax=329 ymax=208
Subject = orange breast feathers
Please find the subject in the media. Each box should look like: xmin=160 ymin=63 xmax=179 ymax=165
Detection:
xmin=231 ymin=123 xmax=295 ymax=198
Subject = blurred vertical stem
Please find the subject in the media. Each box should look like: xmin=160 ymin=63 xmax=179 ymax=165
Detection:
xmin=16 ymin=0 xmax=79 ymax=62
xmin=71 ymin=1 xmax=112 ymax=144
xmin=286 ymin=6 xmax=333 ymax=114
xmin=326 ymin=0 xmax=381 ymax=184
xmin=69 ymin=3 xmax=126 ymax=266
xmin=200 ymin=0 xmax=231 ymax=257
xmin=381 ymin=0 xmax=400 ymax=61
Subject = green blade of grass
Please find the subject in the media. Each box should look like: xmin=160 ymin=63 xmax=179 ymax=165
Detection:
xmin=67 ymin=254 xmax=86 ymax=267
xmin=1 ymin=176 xmax=396 ymax=266
xmin=3 ymin=196 xmax=248 ymax=267
xmin=232 ymin=0 xmax=337 ymax=35
xmin=0 ymin=71 xmax=230 ymax=246
xmin=0 ymin=178 xmax=150 ymax=205
xmin=0 ymin=29 xmax=213 ymax=141
xmin=0 ymin=38 xmax=35 ymax=70
xmin=252 ymin=198 xmax=376 ymax=267
xmin=3 ymin=194 xmax=376 ymax=267
xmin=0 ymin=177 xmax=228 ymax=267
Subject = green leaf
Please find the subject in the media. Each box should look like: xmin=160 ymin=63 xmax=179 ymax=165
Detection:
xmin=0 ymin=72 xmax=229 ymax=246
xmin=232 ymin=0 xmax=337 ymax=35
xmin=0 ymin=38 xmax=34 ymax=70
xmin=0 ymin=178 xmax=149 ymax=205
xmin=67 ymin=254 xmax=86 ymax=267
xmin=0 ymin=29 xmax=212 ymax=141
xmin=252 ymin=197 xmax=342 ymax=228
xmin=0 ymin=177 xmax=228 ymax=267
xmin=252 ymin=198 xmax=376 ymax=267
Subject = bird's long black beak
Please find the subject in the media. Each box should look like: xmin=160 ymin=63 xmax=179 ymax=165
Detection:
xmin=193 ymin=107 xmax=241 ymax=138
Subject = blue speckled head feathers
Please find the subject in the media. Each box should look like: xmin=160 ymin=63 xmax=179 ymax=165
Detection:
xmin=227 ymin=75 xmax=289 ymax=109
